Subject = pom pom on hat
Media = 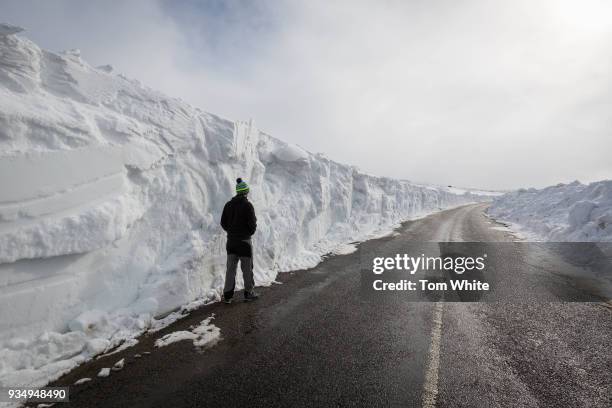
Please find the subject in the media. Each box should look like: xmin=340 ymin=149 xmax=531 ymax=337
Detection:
xmin=235 ymin=178 xmax=249 ymax=194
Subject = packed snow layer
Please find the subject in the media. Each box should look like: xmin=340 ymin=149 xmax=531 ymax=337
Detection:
xmin=0 ymin=25 xmax=489 ymax=388
xmin=488 ymin=180 xmax=612 ymax=241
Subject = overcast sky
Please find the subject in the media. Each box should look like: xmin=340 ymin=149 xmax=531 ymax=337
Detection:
xmin=2 ymin=0 xmax=611 ymax=190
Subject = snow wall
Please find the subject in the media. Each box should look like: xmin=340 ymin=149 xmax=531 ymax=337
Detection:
xmin=488 ymin=180 xmax=612 ymax=241
xmin=0 ymin=25 xmax=488 ymax=386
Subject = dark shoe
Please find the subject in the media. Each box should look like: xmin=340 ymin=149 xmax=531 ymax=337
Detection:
xmin=244 ymin=291 xmax=259 ymax=302
xmin=222 ymin=296 xmax=232 ymax=304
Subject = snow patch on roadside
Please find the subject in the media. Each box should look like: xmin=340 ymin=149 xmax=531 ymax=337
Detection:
xmin=331 ymin=243 xmax=358 ymax=255
xmin=154 ymin=316 xmax=220 ymax=349
xmin=97 ymin=339 xmax=138 ymax=359
xmin=488 ymin=180 xmax=612 ymax=241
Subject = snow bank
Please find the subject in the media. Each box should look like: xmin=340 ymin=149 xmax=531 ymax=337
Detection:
xmin=488 ymin=180 xmax=612 ymax=241
xmin=0 ymin=25 xmax=489 ymax=388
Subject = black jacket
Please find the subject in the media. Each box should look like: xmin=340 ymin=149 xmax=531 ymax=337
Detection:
xmin=221 ymin=195 xmax=257 ymax=241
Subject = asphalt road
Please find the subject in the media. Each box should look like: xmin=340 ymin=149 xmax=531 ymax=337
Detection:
xmin=48 ymin=204 xmax=612 ymax=408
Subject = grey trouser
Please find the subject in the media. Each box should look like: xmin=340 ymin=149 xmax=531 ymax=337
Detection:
xmin=223 ymin=248 xmax=254 ymax=298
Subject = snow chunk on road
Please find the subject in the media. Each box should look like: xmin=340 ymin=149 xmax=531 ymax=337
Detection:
xmin=97 ymin=368 xmax=110 ymax=378
xmin=74 ymin=377 xmax=91 ymax=385
xmin=112 ymin=358 xmax=124 ymax=371
xmin=154 ymin=316 xmax=220 ymax=349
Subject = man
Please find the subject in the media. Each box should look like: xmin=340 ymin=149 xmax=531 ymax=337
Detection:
xmin=220 ymin=178 xmax=259 ymax=303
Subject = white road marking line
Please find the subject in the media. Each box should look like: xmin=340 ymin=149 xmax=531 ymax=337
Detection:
xmin=422 ymin=302 xmax=444 ymax=408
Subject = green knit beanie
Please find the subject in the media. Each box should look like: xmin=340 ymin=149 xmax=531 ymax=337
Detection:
xmin=235 ymin=178 xmax=249 ymax=194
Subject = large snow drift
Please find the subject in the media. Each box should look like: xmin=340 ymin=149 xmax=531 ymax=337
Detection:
xmin=0 ymin=25 xmax=488 ymax=388
xmin=488 ymin=180 xmax=612 ymax=241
